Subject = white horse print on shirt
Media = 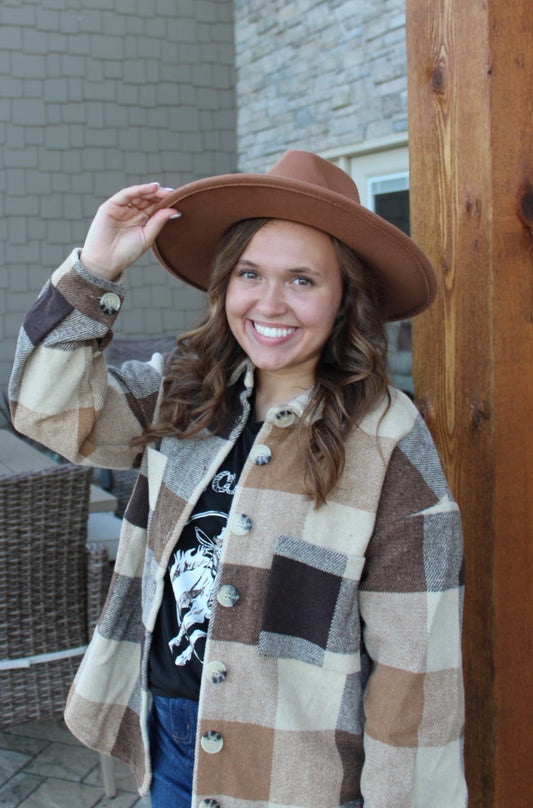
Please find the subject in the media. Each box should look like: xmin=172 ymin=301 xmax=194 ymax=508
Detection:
xmin=168 ymin=510 xmax=227 ymax=666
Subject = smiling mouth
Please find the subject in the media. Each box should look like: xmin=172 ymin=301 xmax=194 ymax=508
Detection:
xmin=253 ymin=322 xmax=297 ymax=339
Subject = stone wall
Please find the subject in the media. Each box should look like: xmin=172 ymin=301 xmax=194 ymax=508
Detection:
xmin=0 ymin=0 xmax=236 ymax=388
xmin=234 ymin=0 xmax=407 ymax=171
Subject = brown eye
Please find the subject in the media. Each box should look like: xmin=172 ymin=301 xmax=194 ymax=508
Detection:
xmin=291 ymin=276 xmax=313 ymax=287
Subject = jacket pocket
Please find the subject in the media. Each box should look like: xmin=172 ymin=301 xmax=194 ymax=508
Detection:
xmin=258 ymin=534 xmax=365 ymax=673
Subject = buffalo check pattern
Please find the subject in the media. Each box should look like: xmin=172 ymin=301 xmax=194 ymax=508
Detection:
xmin=8 ymin=250 xmax=467 ymax=807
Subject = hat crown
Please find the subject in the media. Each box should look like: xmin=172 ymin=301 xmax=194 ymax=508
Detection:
xmin=267 ymin=150 xmax=361 ymax=205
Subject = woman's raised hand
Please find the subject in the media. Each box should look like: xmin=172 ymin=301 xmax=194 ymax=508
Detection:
xmin=80 ymin=183 xmax=180 ymax=281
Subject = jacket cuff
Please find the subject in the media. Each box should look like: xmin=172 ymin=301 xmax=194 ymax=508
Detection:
xmin=51 ymin=248 xmax=126 ymax=327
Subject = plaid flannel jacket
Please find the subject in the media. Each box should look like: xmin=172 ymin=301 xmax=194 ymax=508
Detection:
xmin=9 ymin=250 xmax=467 ymax=807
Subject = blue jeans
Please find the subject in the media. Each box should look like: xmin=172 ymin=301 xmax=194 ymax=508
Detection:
xmin=148 ymin=695 xmax=199 ymax=808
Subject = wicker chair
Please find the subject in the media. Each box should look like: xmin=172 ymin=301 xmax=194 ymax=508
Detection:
xmin=0 ymin=463 xmax=115 ymax=796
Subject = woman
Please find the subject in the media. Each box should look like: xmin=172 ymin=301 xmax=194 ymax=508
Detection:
xmin=9 ymin=151 xmax=467 ymax=807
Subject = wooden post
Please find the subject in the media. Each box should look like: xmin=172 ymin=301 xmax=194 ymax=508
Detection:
xmin=405 ymin=1 xmax=533 ymax=805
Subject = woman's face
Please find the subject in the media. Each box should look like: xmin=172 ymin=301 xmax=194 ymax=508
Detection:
xmin=225 ymin=219 xmax=343 ymax=388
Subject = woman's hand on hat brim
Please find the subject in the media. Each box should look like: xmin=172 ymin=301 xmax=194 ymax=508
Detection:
xmin=80 ymin=183 xmax=181 ymax=282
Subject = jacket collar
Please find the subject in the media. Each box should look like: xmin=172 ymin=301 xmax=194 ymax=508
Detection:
xmin=230 ymin=358 xmax=319 ymax=425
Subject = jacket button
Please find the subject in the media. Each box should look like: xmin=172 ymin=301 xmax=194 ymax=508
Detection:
xmin=230 ymin=513 xmax=251 ymax=535
xmin=199 ymin=800 xmax=220 ymax=808
xmin=205 ymin=660 xmax=227 ymax=684
xmin=99 ymin=292 xmax=122 ymax=314
xmin=274 ymin=408 xmax=295 ymax=428
xmin=200 ymin=730 xmax=224 ymax=754
xmin=250 ymin=443 xmax=272 ymax=465
xmin=217 ymin=584 xmax=239 ymax=607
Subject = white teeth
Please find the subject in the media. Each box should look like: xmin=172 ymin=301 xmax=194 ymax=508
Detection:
xmin=254 ymin=322 xmax=296 ymax=338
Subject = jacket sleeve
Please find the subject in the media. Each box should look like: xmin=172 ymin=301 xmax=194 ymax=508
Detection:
xmin=359 ymin=414 xmax=468 ymax=807
xmin=8 ymin=249 xmax=165 ymax=470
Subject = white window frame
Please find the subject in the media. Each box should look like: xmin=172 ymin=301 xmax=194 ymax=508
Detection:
xmin=367 ymin=171 xmax=409 ymax=214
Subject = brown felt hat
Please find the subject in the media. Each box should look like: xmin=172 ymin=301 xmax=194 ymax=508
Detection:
xmin=152 ymin=150 xmax=437 ymax=321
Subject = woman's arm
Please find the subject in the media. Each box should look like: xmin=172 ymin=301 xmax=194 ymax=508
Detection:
xmin=359 ymin=415 xmax=468 ymax=807
xmin=8 ymin=183 xmax=180 ymax=469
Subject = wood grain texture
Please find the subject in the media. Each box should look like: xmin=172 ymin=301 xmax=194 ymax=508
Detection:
xmin=406 ymin=1 xmax=533 ymax=805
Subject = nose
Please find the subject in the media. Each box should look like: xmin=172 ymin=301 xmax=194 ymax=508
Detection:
xmin=256 ymin=280 xmax=288 ymax=317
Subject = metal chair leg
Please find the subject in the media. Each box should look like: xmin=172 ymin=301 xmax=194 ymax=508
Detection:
xmin=99 ymin=752 xmax=116 ymax=798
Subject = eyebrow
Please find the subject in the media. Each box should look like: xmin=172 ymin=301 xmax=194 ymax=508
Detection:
xmin=236 ymin=258 xmax=322 ymax=276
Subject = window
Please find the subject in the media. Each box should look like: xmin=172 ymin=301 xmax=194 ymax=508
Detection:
xmin=369 ymin=172 xmax=413 ymax=394
xmin=368 ymin=173 xmax=410 ymax=235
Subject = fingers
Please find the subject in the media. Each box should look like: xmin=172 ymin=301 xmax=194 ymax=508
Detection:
xmin=117 ymin=182 xmax=182 ymax=232
xmin=113 ymin=182 xmax=171 ymax=207
xmin=141 ymin=206 xmax=182 ymax=247
xmin=109 ymin=182 xmax=181 ymax=225
xmin=110 ymin=183 xmax=166 ymax=215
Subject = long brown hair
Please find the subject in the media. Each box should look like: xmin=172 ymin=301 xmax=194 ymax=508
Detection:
xmin=135 ymin=218 xmax=390 ymax=505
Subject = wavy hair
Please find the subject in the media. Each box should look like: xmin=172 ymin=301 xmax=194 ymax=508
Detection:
xmin=134 ymin=218 xmax=391 ymax=505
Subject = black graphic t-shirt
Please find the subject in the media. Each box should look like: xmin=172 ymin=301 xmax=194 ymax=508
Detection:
xmin=148 ymin=411 xmax=262 ymax=700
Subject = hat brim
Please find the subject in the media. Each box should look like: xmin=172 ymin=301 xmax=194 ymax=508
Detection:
xmin=152 ymin=174 xmax=437 ymax=321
